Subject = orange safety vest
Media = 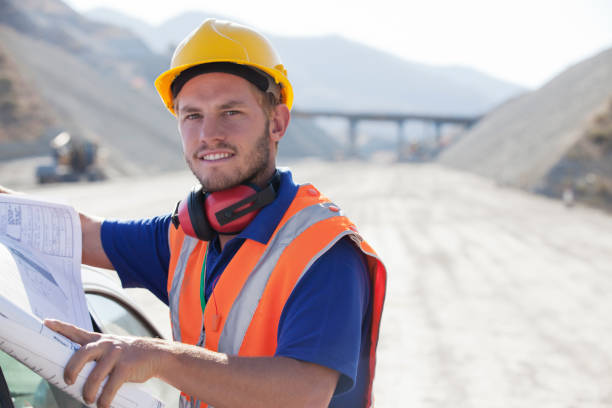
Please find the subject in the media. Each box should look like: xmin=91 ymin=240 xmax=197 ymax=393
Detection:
xmin=167 ymin=184 xmax=386 ymax=408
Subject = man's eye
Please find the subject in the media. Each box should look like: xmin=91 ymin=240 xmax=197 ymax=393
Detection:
xmin=185 ymin=113 xmax=202 ymax=120
xmin=224 ymin=110 xmax=240 ymax=117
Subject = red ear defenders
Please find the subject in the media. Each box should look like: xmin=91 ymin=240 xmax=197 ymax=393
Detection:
xmin=171 ymin=172 xmax=280 ymax=241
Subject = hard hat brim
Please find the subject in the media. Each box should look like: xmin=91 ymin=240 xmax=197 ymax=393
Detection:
xmin=155 ymin=60 xmax=294 ymax=115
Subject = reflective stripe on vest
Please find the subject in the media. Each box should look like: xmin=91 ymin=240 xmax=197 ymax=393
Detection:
xmin=179 ymin=397 xmax=201 ymax=408
xmin=218 ymin=200 xmax=341 ymax=354
xmin=168 ymin=235 xmax=198 ymax=343
xmin=167 ymin=184 xmax=387 ymax=408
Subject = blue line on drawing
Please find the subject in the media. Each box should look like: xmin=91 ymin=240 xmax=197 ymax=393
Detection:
xmin=8 ymin=247 xmax=59 ymax=287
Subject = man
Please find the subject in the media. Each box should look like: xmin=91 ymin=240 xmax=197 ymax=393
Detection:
xmin=1 ymin=19 xmax=386 ymax=408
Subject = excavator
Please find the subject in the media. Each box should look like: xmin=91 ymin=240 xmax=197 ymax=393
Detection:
xmin=36 ymin=132 xmax=106 ymax=184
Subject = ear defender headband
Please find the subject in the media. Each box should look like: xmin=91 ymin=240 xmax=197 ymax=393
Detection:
xmin=171 ymin=172 xmax=280 ymax=241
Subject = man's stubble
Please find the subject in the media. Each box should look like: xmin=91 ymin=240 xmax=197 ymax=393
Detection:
xmin=186 ymin=120 xmax=271 ymax=192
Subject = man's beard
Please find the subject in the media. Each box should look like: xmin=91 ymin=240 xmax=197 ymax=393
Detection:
xmin=186 ymin=121 xmax=271 ymax=192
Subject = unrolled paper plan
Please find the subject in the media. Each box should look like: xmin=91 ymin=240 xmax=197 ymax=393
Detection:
xmin=0 ymin=194 xmax=164 ymax=408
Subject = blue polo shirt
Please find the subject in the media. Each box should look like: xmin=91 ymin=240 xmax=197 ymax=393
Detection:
xmin=101 ymin=169 xmax=372 ymax=407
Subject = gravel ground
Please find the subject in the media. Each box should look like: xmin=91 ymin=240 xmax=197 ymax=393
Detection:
xmin=15 ymin=159 xmax=612 ymax=407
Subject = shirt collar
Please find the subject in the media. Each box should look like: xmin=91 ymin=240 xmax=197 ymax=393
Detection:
xmin=235 ymin=168 xmax=298 ymax=245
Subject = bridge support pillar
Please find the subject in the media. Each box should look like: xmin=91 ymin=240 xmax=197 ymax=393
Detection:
xmin=348 ymin=118 xmax=359 ymax=157
xmin=434 ymin=121 xmax=442 ymax=143
xmin=396 ymin=120 xmax=406 ymax=161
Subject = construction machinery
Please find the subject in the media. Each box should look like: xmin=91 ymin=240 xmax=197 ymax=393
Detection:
xmin=36 ymin=132 xmax=106 ymax=184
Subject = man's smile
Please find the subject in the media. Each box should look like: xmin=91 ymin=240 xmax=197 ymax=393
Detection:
xmin=199 ymin=152 xmax=234 ymax=161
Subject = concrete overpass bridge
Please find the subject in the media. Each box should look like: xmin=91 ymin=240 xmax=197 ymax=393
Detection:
xmin=292 ymin=109 xmax=481 ymax=159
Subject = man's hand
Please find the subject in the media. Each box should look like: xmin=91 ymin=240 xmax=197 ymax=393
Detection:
xmin=0 ymin=185 xmax=18 ymax=194
xmin=44 ymin=319 xmax=166 ymax=407
xmin=45 ymin=318 xmax=339 ymax=408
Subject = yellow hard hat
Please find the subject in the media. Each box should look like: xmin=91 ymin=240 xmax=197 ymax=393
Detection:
xmin=154 ymin=19 xmax=293 ymax=115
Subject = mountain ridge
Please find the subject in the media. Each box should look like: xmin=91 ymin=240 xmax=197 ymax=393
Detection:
xmin=85 ymin=8 xmax=524 ymax=115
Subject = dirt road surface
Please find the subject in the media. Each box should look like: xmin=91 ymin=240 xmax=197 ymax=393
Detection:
xmin=21 ymin=159 xmax=612 ymax=407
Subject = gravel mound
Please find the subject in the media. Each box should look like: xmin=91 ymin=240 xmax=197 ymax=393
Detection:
xmin=438 ymin=46 xmax=612 ymax=195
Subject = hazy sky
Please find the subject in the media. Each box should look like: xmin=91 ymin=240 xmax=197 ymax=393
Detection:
xmin=65 ymin=0 xmax=612 ymax=89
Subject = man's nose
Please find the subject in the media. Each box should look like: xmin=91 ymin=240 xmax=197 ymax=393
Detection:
xmin=198 ymin=116 xmax=226 ymax=143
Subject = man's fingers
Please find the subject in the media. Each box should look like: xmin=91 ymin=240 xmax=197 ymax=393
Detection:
xmin=97 ymin=366 xmax=129 ymax=408
xmin=45 ymin=319 xmax=104 ymax=386
xmin=0 ymin=185 xmax=22 ymax=194
xmin=42 ymin=323 xmax=156 ymax=407
xmin=82 ymin=346 xmax=121 ymax=405
xmin=44 ymin=319 xmax=99 ymax=345
xmin=63 ymin=341 xmax=106 ymax=386
xmin=0 ymin=185 xmax=15 ymax=194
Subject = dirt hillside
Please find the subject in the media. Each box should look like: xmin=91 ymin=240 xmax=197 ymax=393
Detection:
xmin=543 ymin=97 xmax=612 ymax=211
xmin=0 ymin=25 xmax=183 ymax=174
xmin=438 ymin=46 xmax=612 ymax=209
xmin=0 ymin=41 xmax=54 ymax=145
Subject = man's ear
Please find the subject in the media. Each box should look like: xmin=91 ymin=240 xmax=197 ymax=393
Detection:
xmin=269 ymin=104 xmax=291 ymax=143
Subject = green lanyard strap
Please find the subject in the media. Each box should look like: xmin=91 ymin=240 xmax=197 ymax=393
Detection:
xmin=199 ymin=246 xmax=209 ymax=313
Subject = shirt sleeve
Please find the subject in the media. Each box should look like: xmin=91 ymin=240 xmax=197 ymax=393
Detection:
xmin=100 ymin=215 xmax=172 ymax=305
xmin=274 ymin=236 xmax=370 ymax=396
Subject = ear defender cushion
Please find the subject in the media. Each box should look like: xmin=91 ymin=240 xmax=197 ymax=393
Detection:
xmin=184 ymin=188 xmax=215 ymax=241
xmin=205 ymin=185 xmax=259 ymax=233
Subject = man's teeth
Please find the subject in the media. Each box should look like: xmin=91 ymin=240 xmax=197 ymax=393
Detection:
xmin=202 ymin=153 xmax=232 ymax=161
